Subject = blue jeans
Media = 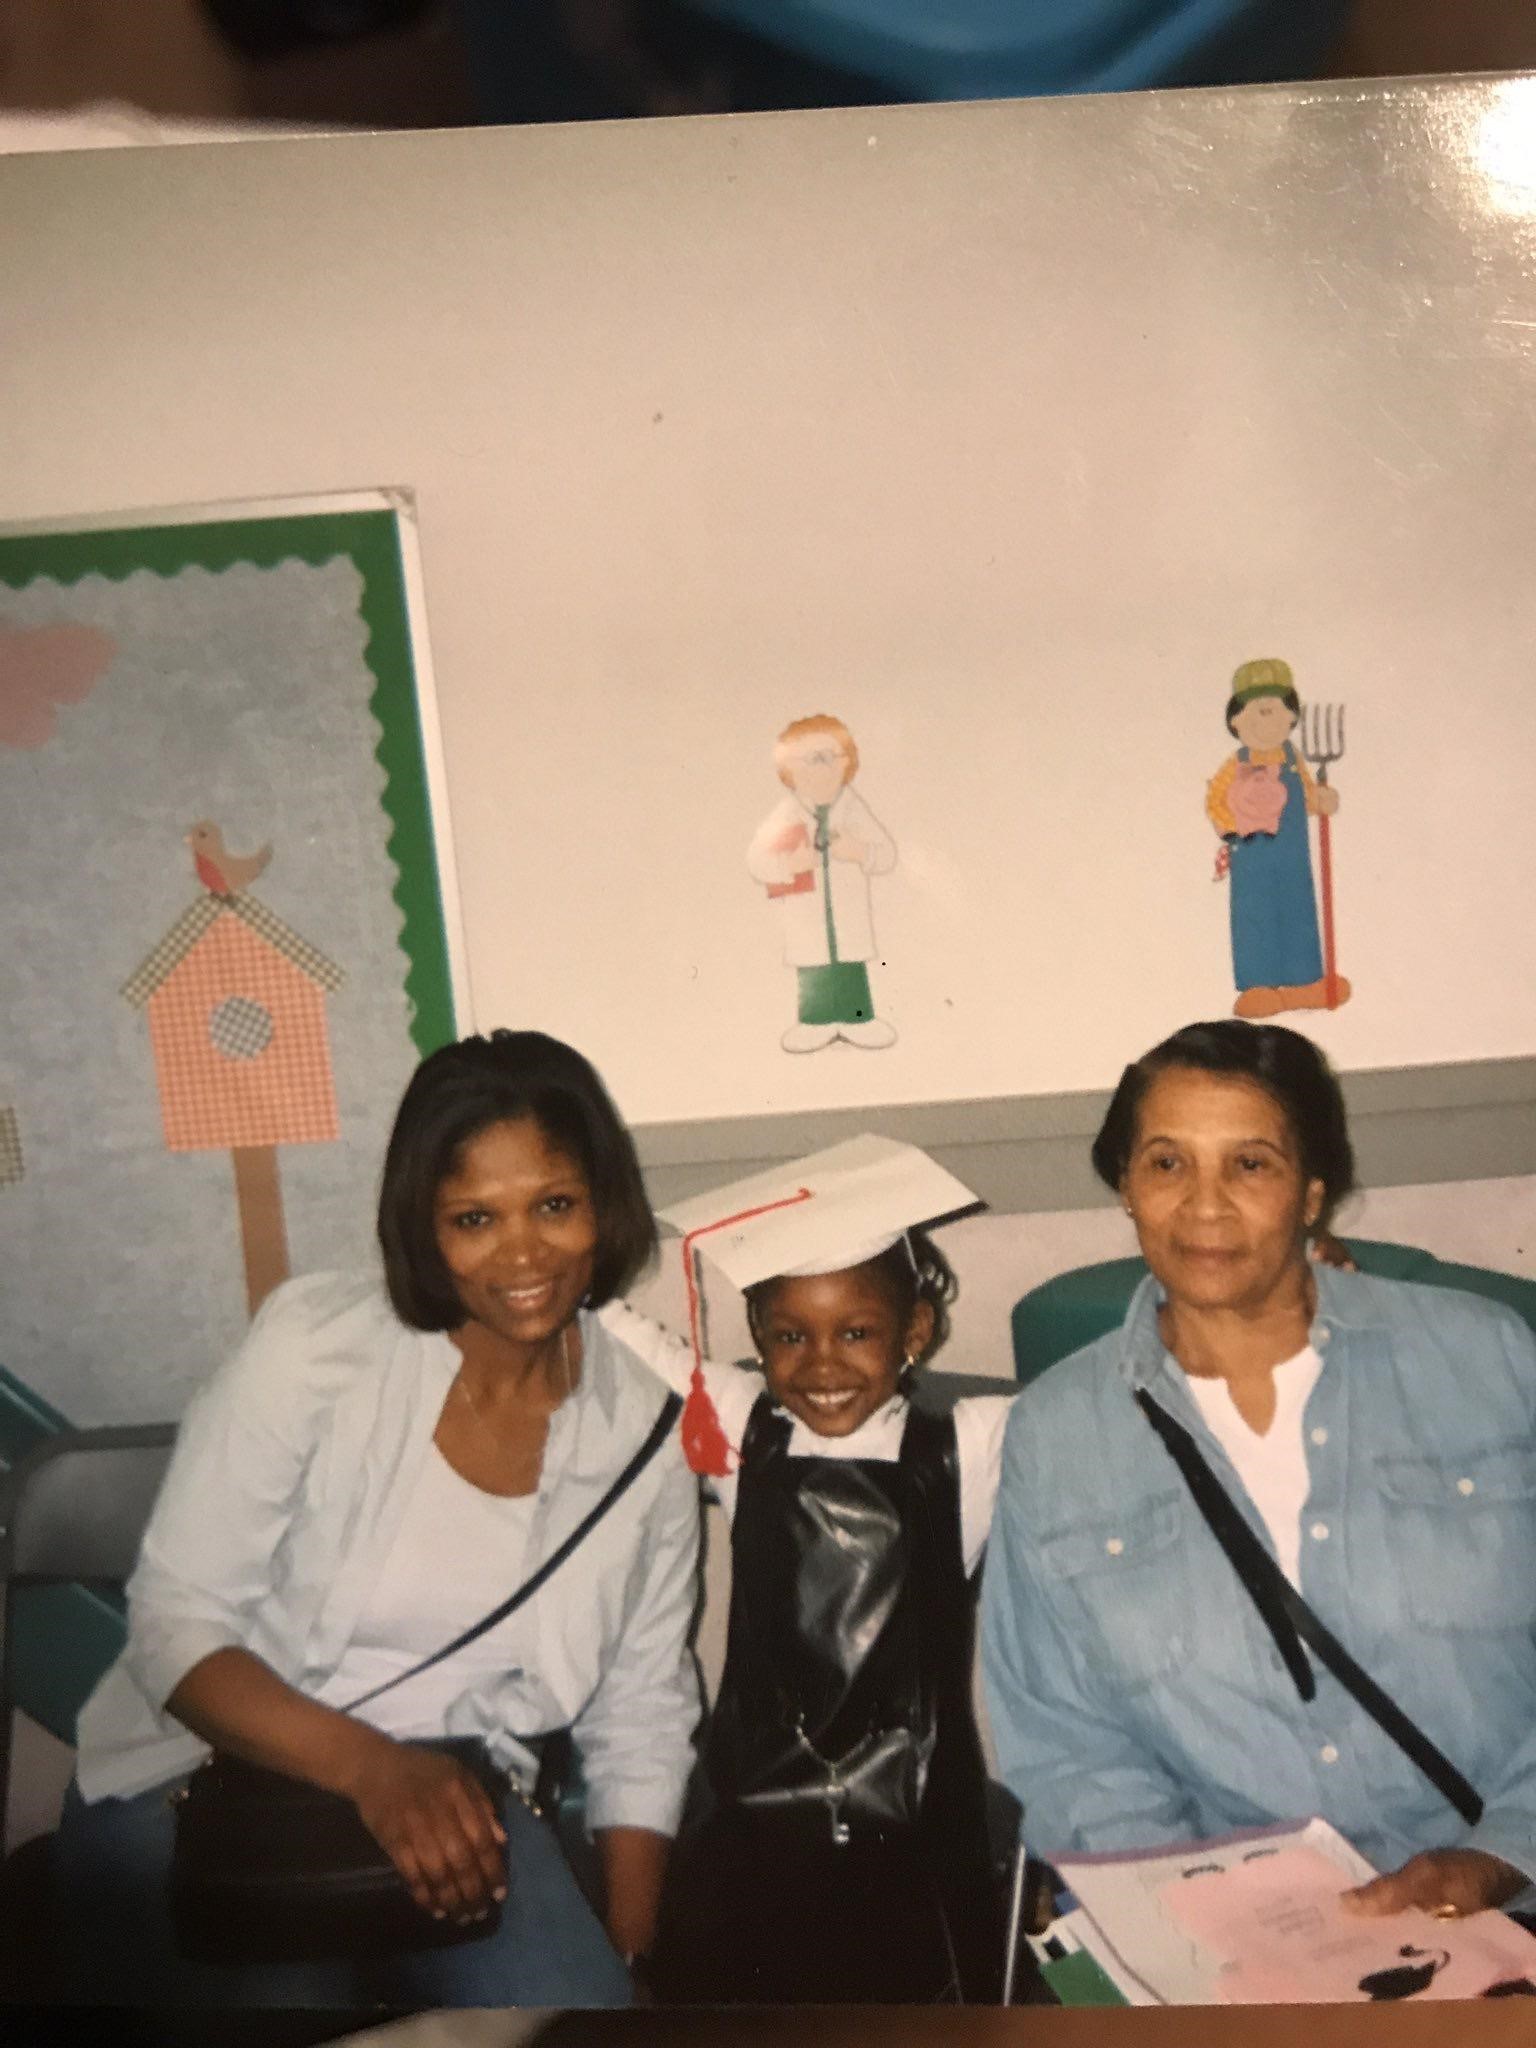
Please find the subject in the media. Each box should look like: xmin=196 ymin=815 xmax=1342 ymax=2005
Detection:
xmin=51 ymin=1775 xmax=633 ymax=2009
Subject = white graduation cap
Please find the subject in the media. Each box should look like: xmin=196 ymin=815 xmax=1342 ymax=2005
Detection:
xmin=657 ymin=1133 xmax=981 ymax=1292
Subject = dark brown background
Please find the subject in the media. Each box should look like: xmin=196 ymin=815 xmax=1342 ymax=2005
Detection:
xmin=3 ymin=0 xmax=1536 ymax=130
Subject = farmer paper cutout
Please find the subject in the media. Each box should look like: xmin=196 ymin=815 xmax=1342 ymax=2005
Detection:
xmin=1205 ymin=659 xmax=1350 ymax=1019
xmin=747 ymin=714 xmax=897 ymax=1052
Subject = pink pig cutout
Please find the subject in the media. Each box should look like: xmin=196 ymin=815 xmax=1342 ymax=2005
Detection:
xmin=1228 ymin=759 xmax=1287 ymax=836
xmin=0 ymin=622 xmax=117 ymax=749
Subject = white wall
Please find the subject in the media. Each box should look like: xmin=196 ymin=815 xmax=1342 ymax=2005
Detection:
xmin=3 ymin=80 xmax=1535 ymax=1135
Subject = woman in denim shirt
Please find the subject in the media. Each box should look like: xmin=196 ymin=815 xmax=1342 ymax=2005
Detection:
xmin=983 ymin=1021 xmax=1536 ymax=1923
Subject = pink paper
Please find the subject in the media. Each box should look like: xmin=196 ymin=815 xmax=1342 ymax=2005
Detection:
xmin=1161 ymin=1846 xmax=1536 ymax=2003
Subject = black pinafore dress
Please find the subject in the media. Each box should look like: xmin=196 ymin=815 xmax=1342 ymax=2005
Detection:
xmin=652 ymin=1393 xmax=1002 ymax=2005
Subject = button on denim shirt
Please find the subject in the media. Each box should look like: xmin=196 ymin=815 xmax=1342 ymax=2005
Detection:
xmin=981 ymin=1268 xmax=1536 ymax=1892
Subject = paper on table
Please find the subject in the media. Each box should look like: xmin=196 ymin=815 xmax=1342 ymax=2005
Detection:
xmin=1053 ymin=1819 xmax=1376 ymax=2005
xmin=1161 ymin=1845 xmax=1536 ymax=2003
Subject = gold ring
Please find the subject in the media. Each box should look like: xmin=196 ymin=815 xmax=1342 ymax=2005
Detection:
xmin=1430 ymin=1902 xmax=1460 ymax=1920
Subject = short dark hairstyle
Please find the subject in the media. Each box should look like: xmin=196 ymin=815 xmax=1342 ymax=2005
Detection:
xmin=378 ymin=1029 xmax=657 ymax=1331
xmin=744 ymin=1227 xmax=958 ymax=1371
xmin=1225 ymin=686 xmax=1300 ymax=735
xmin=1091 ymin=1020 xmax=1355 ymax=1228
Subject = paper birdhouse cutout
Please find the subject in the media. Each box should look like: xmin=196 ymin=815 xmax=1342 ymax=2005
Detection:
xmin=122 ymin=892 xmax=344 ymax=1152
xmin=122 ymin=849 xmax=346 ymax=1315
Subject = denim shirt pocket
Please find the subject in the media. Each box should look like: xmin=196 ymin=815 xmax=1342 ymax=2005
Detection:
xmin=1035 ymin=1493 xmax=1188 ymax=1690
xmin=1374 ymin=1443 xmax=1536 ymax=1634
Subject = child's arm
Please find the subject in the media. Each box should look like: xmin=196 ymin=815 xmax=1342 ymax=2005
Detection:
xmin=953 ymin=1392 xmax=1016 ymax=1575
xmin=596 ymin=1298 xmax=759 ymax=1465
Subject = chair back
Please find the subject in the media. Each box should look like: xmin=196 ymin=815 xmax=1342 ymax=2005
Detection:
xmin=0 ymin=1425 xmax=175 ymax=1839
xmin=1011 ymin=1242 xmax=1536 ymax=1385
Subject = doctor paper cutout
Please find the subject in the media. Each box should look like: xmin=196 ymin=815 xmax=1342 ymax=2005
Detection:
xmin=1205 ymin=660 xmax=1350 ymax=1019
xmin=747 ymin=714 xmax=898 ymax=1052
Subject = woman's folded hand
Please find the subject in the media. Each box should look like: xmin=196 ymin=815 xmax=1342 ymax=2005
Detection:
xmin=1341 ymin=1847 xmax=1526 ymax=1920
xmin=345 ymin=1735 xmax=509 ymax=1924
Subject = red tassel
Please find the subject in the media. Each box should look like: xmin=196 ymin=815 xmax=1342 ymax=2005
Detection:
xmin=681 ymin=1364 xmax=733 ymax=1479
xmin=679 ymin=1186 xmax=815 ymax=1481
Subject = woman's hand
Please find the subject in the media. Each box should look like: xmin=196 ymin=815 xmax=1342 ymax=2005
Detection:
xmin=344 ymin=1735 xmax=509 ymax=1924
xmin=1342 ymin=1848 xmax=1527 ymax=1920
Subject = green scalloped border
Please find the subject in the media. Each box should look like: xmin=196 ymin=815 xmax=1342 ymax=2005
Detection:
xmin=0 ymin=506 xmax=455 ymax=1055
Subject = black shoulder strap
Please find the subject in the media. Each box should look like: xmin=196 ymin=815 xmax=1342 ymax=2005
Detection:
xmin=901 ymin=1402 xmax=968 ymax=1591
xmin=1134 ymin=1388 xmax=1482 ymax=1828
xmin=342 ymin=1389 xmax=682 ymax=1713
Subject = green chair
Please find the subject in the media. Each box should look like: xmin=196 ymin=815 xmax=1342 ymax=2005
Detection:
xmin=1011 ymin=1241 xmax=1536 ymax=1387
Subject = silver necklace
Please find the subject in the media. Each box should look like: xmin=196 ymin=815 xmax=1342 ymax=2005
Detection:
xmin=792 ymin=1713 xmax=852 ymax=1847
xmin=456 ymin=1320 xmax=577 ymax=1422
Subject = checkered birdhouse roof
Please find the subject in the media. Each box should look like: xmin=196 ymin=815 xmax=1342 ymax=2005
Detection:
xmin=121 ymin=893 xmax=346 ymax=1009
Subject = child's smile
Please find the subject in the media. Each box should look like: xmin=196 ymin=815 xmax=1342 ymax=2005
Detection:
xmin=754 ymin=1266 xmax=934 ymax=1438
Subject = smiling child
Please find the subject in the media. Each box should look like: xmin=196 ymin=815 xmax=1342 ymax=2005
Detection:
xmin=602 ymin=1137 xmax=1014 ymax=2003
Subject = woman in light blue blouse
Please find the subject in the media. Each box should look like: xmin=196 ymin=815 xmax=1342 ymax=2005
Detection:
xmin=983 ymin=1021 xmax=1536 ymax=1924
xmin=58 ymin=1031 xmax=698 ymax=2010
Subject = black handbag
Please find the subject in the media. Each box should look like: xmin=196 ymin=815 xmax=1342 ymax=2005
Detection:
xmin=170 ymin=1734 xmax=510 ymax=1964
xmin=1135 ymin=1387 xmax=1482 ymax=1826
xmin=169 ymin=1388 xmax=682 ymax=1965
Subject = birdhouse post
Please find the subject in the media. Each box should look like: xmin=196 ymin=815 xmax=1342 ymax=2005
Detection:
xmin=0 ymin=1103 xmax=22 ymax=1188
xmin=122 ymin=886 xmax=345 ymax=1315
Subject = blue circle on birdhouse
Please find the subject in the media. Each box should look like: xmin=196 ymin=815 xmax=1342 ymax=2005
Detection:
xmin=209 ymin=995 xmax=275 ymax=1061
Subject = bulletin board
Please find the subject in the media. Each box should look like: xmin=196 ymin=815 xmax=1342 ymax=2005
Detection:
xmin=0 ymin=495 xmax=461 ymax=1419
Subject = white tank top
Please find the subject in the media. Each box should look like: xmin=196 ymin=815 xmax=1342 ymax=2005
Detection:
xmin=1185 ymin=1344 xmax=1322 ymax=1587
xmin=315 ymin=1445 xmax=536 ymax=1736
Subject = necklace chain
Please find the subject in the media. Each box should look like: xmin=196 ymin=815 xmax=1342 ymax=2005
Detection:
xmin=793 ymin=1713 xmax=853 ymax=1847
xmin=455 ymin=1319 xmax=577 ymax=1423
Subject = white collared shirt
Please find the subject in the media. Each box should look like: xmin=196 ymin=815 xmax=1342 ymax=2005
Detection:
xmin=1185 ymin=1344 xmax=1323 ymax=1586
xmin=599 ymin=1300 xmax=1012 ymax=1574
xmin=76 ymin=1273 xmax=700 ymax=1832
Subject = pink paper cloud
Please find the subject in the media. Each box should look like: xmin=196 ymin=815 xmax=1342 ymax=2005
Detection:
xmin=0 ymin=621 xmax=117 ymax=748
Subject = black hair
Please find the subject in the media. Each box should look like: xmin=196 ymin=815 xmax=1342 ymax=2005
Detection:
xmin=377 ymin=1029 xmax=656 ymax=1331
xmin=743 ymin=1226 xmax=957 ymax=1378
xmin=1225 ymin=686 xmax=1300 ymax=735
xmin=1091 ymin=1020 xmax=1355 ymax=1228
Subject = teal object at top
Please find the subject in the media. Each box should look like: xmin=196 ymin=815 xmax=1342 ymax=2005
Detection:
xmin=1012 ymin=1241 xmax=1536 ymax=1387
xmin=686 ymin=0 xmax=1349 ymax=99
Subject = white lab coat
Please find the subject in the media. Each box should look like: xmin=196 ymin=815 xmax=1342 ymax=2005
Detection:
xmin=746 ymin=786 xmax=896 ymax=967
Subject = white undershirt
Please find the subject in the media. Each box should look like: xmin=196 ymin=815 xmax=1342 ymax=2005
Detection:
xmin=1185 ymin=1344 xmax=1322 ymax=1586
xmin=316 ymin=1445 xmax=537 ymax=1736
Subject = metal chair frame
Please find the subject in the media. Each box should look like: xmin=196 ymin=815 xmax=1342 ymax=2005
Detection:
xmin=0 ymin=1424 xmax=176 ymax=1845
